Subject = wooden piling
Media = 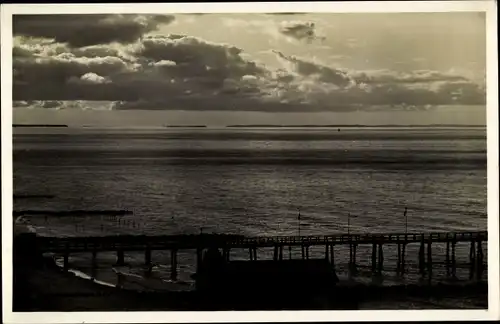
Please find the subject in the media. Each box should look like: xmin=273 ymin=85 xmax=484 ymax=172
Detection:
xmin=377 ymin=244 xmax=384 ymax=274
xmin=349 ymin=243 xmax=353 ymax=266
xmin=170 ymin=249 xmax=178 ymax=281
xmin=397 ymin=243 xmax=401 ymax=274
xmin=116 ymin=271 xmax=124 ymax=288
xmin=305 ymin=246 xmax=310 ymax=259
xmin=63 ymin=252 xmax=69 ymax=272
xmin=116 ymin=249 xmax=125 ymax=266
xmin=445 ymin=241 xmax=450 ymax=276
xmin=469 ymin=241 xmax=476 ymax=280
xmin=223 ymin=247 xmax=230 ymax=261
xmin=92 ymin=249 xmax=97 ymax=267
xmin=427 ymin=239 xmax=432 ymax=279
xmin=288 ymin=245 xmax=292 ymax=259
xmin=324 ymin=244 xmax=329 ymax=261
xmin=351 ymin=244 xmax=358 ymax=275
xmin=476 ymin=240 xmax=483 ymax=280
xmin=419 ymin=239 xmax=425 ymax=276
xmin=401 ymin=244 xmax=406 ymax=275
xmin=301 ymin=245 xmax=305 ymax=259
xmin=451 ymin=240 xmax=457 ymax=278
xmin=371 ymin=243 xmax=377 ymax=274
xmin=196 ymin=247 xmax=203 ymax=271
xmin=330 ymin=244 xmax=335 ymax=269
xmin=279 ymin=245 xmax=283 ymax=261
xmin=145 ymin=246 xmax=151 ymax=265
xmin=253 ymin=247 xmax=257 ymax=260
xmin=273 ymin=245 xmax=279 ymax=261
xmin=249 ymin=247 xmax=254 ymax=261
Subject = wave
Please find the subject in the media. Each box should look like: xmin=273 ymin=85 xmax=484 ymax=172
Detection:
xmin=53 ymin=255 xmax=116 ymax=288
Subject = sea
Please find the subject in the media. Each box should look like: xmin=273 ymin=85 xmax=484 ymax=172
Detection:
xmin=12 ymin=126 xmax=488 ymax=309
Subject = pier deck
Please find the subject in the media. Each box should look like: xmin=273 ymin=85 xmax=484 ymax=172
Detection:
xmin=23 ymin=230 xmax=486 ymax=282
xmin=34 ymin=231 xmax=487 ymax=253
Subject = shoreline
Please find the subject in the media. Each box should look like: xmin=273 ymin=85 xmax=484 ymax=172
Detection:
xmin=13 ymin=251 xmax=488 ymax=311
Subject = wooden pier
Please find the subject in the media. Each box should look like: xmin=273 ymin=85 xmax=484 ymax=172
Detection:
xmin=32 ymin=231 xmax=487 ymax=282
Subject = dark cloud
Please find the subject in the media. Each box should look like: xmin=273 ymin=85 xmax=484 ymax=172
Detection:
xmin=134 ymin=34 xmax=266 ymax=88
xmin=352 ymin=69 xmax=469 ymax=84
xmin=274 ymin=50 xmax=353 ymax=87
xmin=12 ymin=21 xmax=485 ymax=111
xmin=14 ymin=53 xmax=131 ymax=86
xmin=13 ymin=14 xmax=175 ymax=47
xmin=278 ymin=21 xmax=325 ymax=43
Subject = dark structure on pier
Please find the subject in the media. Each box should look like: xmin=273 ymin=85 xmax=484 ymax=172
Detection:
xmin=193 ymin=247 xmax=343 ymax=309
xmin=195 ymin=247 xmax=339 ymax=292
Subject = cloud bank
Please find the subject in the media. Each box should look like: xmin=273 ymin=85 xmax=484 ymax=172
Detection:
xmin=13 ymin=14 xmax=486 ymax=112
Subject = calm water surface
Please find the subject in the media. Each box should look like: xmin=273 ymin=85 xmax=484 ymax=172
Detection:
xmin=13 ymin=127 xmax=488 ymax=307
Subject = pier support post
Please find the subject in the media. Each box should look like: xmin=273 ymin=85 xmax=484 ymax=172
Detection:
xmin=476 ymin=240 xmax=484 ymax=281
xmin=279 ymin=246 xmax=283 ymax=261
xmin=145 ymin=246 xmax=151 ymax=266
xmin=273 ymin=245 xmax=279 ymax=261
xmin=377 ymin=244 xmax=384 ymax=274
xmin=116 ymin=272 xmax=124 ymax=288
xmin=397 ymin=244 xmax=401 ymax=274
xmin=253 ymin=247 xmax=257 ymax=260
xmin=401 ymin=244 xmax=406 ymax=275
xmin=469 ymin=241 xmax=476 ymax=280
xmin=116 ymin=249 xmax=125 ymax=266
xmin=249 ymin=247 xmax=254 ymax=261
xmin=289 ymin=245 xmax=292 ymax=260
xmin=170 ymin=249 xmax=178 ymax=281
xmin=305 ymin=246 xmax=310 ymax=259
xmin=427 ymin=240 xmax=433 ymax=279
xmin=371 ymin=243 xmax=377 ymax=274
xmin=325 ymin=244 xmax=329 ymax=261
xmin=223 ymin=248 xmax=230 ymax=261
xmin=451 ymin=241 xmax=457 ymax=279
xmin=330 ymin=244 xmax=335 ymax=270
xmin=349 ymin=243 xmax=353 ymax=268
xmin=196 ymin=248 xmax=203 ymax=272
xmin=419 ymin=239 xmax=425 ymax=276
xmin=63 ymin=252 xmax=70 ymax=272
xmin=446 ymin=241 xmax=450 ymax=277
xmin=92 ymin=249 xmax=98 ymax=265
xmin=350 ymin=244 xmax=358 ymax=276
xmin=301 ymin=245 xmax=305 ymax=259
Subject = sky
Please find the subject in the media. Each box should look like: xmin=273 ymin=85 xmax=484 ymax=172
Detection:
xmin=12 ymin=12 xmax=487 ymax=126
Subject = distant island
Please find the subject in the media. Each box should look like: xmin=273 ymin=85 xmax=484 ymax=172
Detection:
xmin=164 ymin=125 xmax=207 ymax=128
xmin=13 ymin=124 xmax=68 ymax=128
xmin=226 ymin=124 xmax=485 ymax=128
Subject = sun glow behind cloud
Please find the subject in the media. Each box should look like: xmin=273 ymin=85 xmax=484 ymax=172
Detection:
xmin=11 ymin=12 xmax=486 ymax=124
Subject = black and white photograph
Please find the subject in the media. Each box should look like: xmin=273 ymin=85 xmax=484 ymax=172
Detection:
xmin=2 ymin=1 xmax=499 ymax=322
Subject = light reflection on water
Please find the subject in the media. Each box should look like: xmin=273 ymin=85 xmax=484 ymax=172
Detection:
xmin=13 ymin=127 xmax=487 ymax=307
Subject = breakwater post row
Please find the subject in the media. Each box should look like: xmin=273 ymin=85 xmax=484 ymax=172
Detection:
xmin=41 ymin=231 xmax=486 ymax=282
